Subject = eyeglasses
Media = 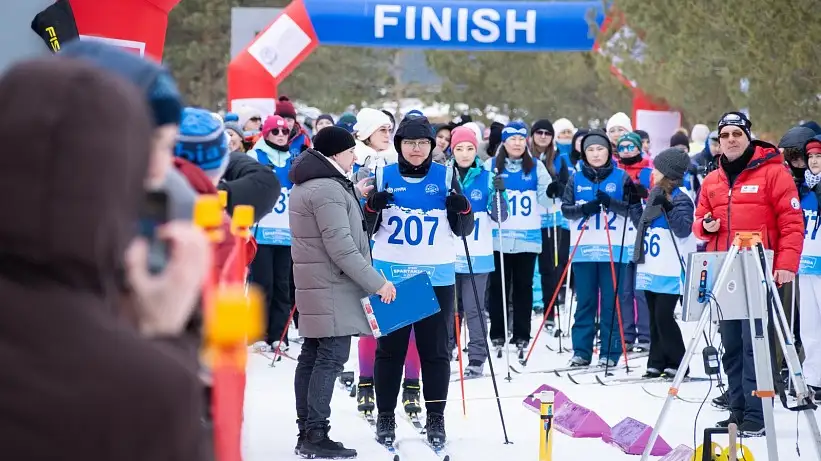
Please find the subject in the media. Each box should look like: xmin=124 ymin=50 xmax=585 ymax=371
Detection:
xmin=268 ymin=128 xmax=288 ymax=136
xmin=719 ymin=131 xmax=744 ymax=139
xmin=534 ymin=130 xmax=553 ymax=137
xmin=250 ymin=117 xmax=262 ymax=122
xmin=401 ymin=140 xmax=431 ymax=149
xmin=617 ymin=144 xmax=638 ymax=153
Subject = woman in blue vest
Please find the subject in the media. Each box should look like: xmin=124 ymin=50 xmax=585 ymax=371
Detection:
xmin=448 ymin=126 xmax=507 ymax=378
xmin=364 ymin=115 xmax=474 ymax=447
xmin=248 ymin=115 xmax=297 ymax=353
xmin=799 ymin=136 xmax=821 ymax=400
xmin=632 ymin=148 xmax=696 ymax=378
xmin=484 ymin=121 xmax=552 ymax=352
xmin=561 ymin=131 xmax=642 ymax=368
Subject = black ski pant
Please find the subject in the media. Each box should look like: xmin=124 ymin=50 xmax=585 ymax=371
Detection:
xmin=540 ymin=227 xmax=570 ymax=320
xmin=249 ymin=244 xmax=294 ymax=345
xmin=488 ymin=251 xmax=538 ymax=343
xmin=375 ymin=284 xmax=453 ymax=415
xmin=644 ymin=291 xmax=686 ymax=371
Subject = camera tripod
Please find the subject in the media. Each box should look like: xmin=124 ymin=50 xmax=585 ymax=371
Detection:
xmin=640 ymin=232 xmax=821 ymax=461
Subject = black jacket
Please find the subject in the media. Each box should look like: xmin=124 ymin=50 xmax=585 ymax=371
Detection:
xmin=560 ymin=158 xmax=642 ymax=228
xmin=218 ymin=151 xmax=281 ymax=222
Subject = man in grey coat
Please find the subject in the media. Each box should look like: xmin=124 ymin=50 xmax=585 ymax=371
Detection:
xmin=289 ymin=126 xmax=396 ymax=459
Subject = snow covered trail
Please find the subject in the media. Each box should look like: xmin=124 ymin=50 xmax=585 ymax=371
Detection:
xmin=243 ymin=320 xmax=821 ymax=460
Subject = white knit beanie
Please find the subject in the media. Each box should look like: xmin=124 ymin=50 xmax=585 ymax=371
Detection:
xmin=462 ymin=122 xmax=483 ymax=144
xmin=606 ymin=112 xmax=633 ymax=132
xmin=353 ymin=108 xmax=392 ymax=142
xmin=691 ymin=124 xmax=710 ymax=143
xmin=553 ymin=118 xmax=576 ymax=134
xmin=236 ymin=106 xmax=262 ymax=131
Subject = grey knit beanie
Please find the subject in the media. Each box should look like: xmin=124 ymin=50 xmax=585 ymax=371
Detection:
xmin=654 ymin=147 xmax=691 ymax=181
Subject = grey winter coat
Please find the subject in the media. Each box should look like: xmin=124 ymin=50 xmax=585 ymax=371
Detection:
xmin=288 ymin=148 xmax=387 ymax=338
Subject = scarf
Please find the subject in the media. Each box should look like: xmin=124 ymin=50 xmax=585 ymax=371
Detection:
xmin=806 ymin=169 xmax=821 ymax=190
xmin=632 ymin=186 xmax=666 ymax=264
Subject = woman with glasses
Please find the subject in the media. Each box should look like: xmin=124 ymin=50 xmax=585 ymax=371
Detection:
xmin=614 ymin=132 xmax=653 ymax=353
xmin=365 ymin=115 xmax=474 ymax=448
xmin=484 ymin=121 xmax=552 ymax=354
xmin=248 ymin=115 xmax=299 ymax=354
xmin=347 ymin=107 xmax=423 ymax=418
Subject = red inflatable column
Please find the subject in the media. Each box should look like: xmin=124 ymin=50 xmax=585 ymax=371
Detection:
xmin=68 ymin=0 xmax=180 ymax=60
xmin=227 ymin=0 xmax=318 ymax=116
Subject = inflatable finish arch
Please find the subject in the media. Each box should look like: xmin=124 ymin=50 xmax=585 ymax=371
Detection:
xmin=227 ymin=0 xmax=680 ymax=145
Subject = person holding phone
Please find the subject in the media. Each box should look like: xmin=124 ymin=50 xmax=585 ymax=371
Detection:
xmin=288 ymin=127 xmax=395 ymax=458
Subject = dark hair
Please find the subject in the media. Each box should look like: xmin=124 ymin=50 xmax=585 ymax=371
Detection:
xmin=495 ymin=144 xmax=535 ymax=174
xmin=530 ymin=137 xmax=557 ymax=176
xmin=656 ymin=176 xmax=681 ymax=197
xmin=783 ymin=146 xmax=805 ymax=165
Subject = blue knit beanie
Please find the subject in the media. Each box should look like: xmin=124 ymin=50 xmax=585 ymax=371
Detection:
xmin=502 ymin=121 xmax=528 ymax=142
xmin=175 ymin=107 xmax=228 ymax=175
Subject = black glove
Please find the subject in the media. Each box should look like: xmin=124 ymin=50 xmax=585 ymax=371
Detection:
xmin=580 ymin=200 xmax=601 ymax=217
xmin=595 ymin=190 xmax=611 ymax=209
xmin=546 ymin=181 xmax=563 ymax=199
xmin=493 ymin=175 xmax=506 ymax=192
xmin=366 ymin=190 xmax=394 ymax=212
xmin=634 ymin=183 xmax=650 ymax=199
xmin=558 ymin=164 xmax=570 ymax=185
xmin=446 ymin=193 xmax=471 ymax=214
xmin=625 ymin=182 xmax=642 ymax=205
xmin=652 ymin=193 xmax=673 ymax=211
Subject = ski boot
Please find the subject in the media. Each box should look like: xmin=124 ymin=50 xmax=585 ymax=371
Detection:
xmin=356 ymin=378 xmax=375 ymax=413
xmin=492 ymin=338 xmax=505 ymax=358
xmin=299 ymin=425 xmax=356 ymax=459
xmin=426 ymin=412 xmax=447 ymax=447
xmin=633 ymin=341 xmax=650 ymax=353
xmin=464 ymin=360 xmax=484 ymax=378
xmin=402 ymin=378 xmax=422 ymax=415
xmin=544 ymin=319 xmax=555 ymax=334
xmin=515 ymin=339 xmax=529 ymax=361
xmin=569 ymin=356 xmax=590 ymax=367
xmin=376 ymin=413 xmax=397 ymax=445
xmin=295 ymin=419 xmax=306 ymax=455
xmin=642 ymin=368 xmax=662 ymax=379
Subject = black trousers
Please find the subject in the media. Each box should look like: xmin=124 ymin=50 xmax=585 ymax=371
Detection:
xmin=249 ymin=244 xmax=294 ymax=345
xmin=374 ymin=284 xmax=453 ymax=415
xmin=488 ymin=251 xmax=538 ymax=343
xmin=644 ymin=291 xmax=686 ymax=371
xmin=540 ymin=227 xmax=570 ymax=320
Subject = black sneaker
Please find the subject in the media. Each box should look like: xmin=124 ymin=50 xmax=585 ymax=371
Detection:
xmin=357 ymin=378 xmax=375 ymax=413
xmin=712 ymin=390 xmax=729 ymax=410
xmin=738 ymin=420 xmax=765 ymax=437
xmin=402 ymin=379 xmax=422 ymax=415
xmin=426 ymin=412 xmax=446 ymax=447
xmin=716 ymin=412 xmax=744 ymax=428
xmin=299 ymin=426 xmax=356 ymax=459
xmin=376 ymin=413 xmax=396 ymax=445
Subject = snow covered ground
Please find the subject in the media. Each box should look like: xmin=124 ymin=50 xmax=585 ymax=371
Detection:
xmin=242 ymin=318 xmax=820 ymax=461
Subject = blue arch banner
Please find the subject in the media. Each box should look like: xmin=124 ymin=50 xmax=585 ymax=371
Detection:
xmin=302 ymin=0 xmax=605 ymax=52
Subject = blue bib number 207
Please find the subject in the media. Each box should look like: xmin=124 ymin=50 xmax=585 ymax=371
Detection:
xmin=387 ymin=215 xmax=440 ymax=246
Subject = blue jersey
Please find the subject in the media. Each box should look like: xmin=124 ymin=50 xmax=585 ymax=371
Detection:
xmin=371 ymin=163 xmax=456 ymax=286
xmin=254 ymin=150 xmax=293 ymax=246
xmin=800 ymin=189 xmax=821 ymax=275
xmin=567 ymin=168 xmax=635 ymax=263
xmin=493 ymin=165 xmax=542 ymax=247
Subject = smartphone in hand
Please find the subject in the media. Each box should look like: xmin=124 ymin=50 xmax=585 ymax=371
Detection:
xmin=139 ymin=191 xmax=170 ymax=274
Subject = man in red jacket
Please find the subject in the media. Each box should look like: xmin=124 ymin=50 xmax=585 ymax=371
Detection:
xmin=693 ymin=112 xmax=804 ymax=436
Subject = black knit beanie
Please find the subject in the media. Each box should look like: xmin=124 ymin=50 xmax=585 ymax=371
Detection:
xmin=532 ymin=119 xmax=554 ymax=135
xmin=313 ymin=126 xmax=356 ymax=157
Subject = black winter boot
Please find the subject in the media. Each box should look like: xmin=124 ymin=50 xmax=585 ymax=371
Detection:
xmin=712 ymin=390 xmax=729 ymax=410
xmin=299 ymin=425 xmax=356 ymax=459
xmin=402 ymin=379 xmax=422 ymax=415
xmin=356 ymin=378 xmax=375 ymax=413
xmin=295 ymin=419 xmax=306 ymax=455
xmin=376 ymin=413 xmax=396 ymax=445
xmin=426 ymin=412 xmax=446 ymax=446
xmin=715 ymin=411 xmax=744 ymax=428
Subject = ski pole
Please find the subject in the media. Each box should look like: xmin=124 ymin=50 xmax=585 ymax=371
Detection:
xmin=454 ymin=311 xmax=467 ymax=417
xmin=522 ymin=220 xmax=588 ymax=365
xmin=562 ymin=262 xmax=574 ymax=337
xmin=458 ymin=210 xmax=512 ymax=444
xmin=493 ymin=169 xmax=513 ymax=382
xmin=270 ymin=304 xmax=297 ymax=367
xmin=602 ymin=206 xmax=631 ymax=376
xmin=789 ymin=279 xmax=797 ymax=395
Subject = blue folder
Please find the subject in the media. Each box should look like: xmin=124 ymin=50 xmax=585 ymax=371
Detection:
xmin=360 ymin=273 xmax=440 ymax=338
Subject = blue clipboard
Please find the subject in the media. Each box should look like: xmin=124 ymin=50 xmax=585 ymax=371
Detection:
xmin=361 ymin=273 xmax=440 ymax=338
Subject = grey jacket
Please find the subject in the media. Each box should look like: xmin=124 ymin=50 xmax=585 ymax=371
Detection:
xmin=288 ymin=149 xmax=386 ymax=338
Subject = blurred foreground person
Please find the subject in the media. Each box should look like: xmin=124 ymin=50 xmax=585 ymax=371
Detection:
xmin=0 ymin=58 xmax=209 ymax=460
